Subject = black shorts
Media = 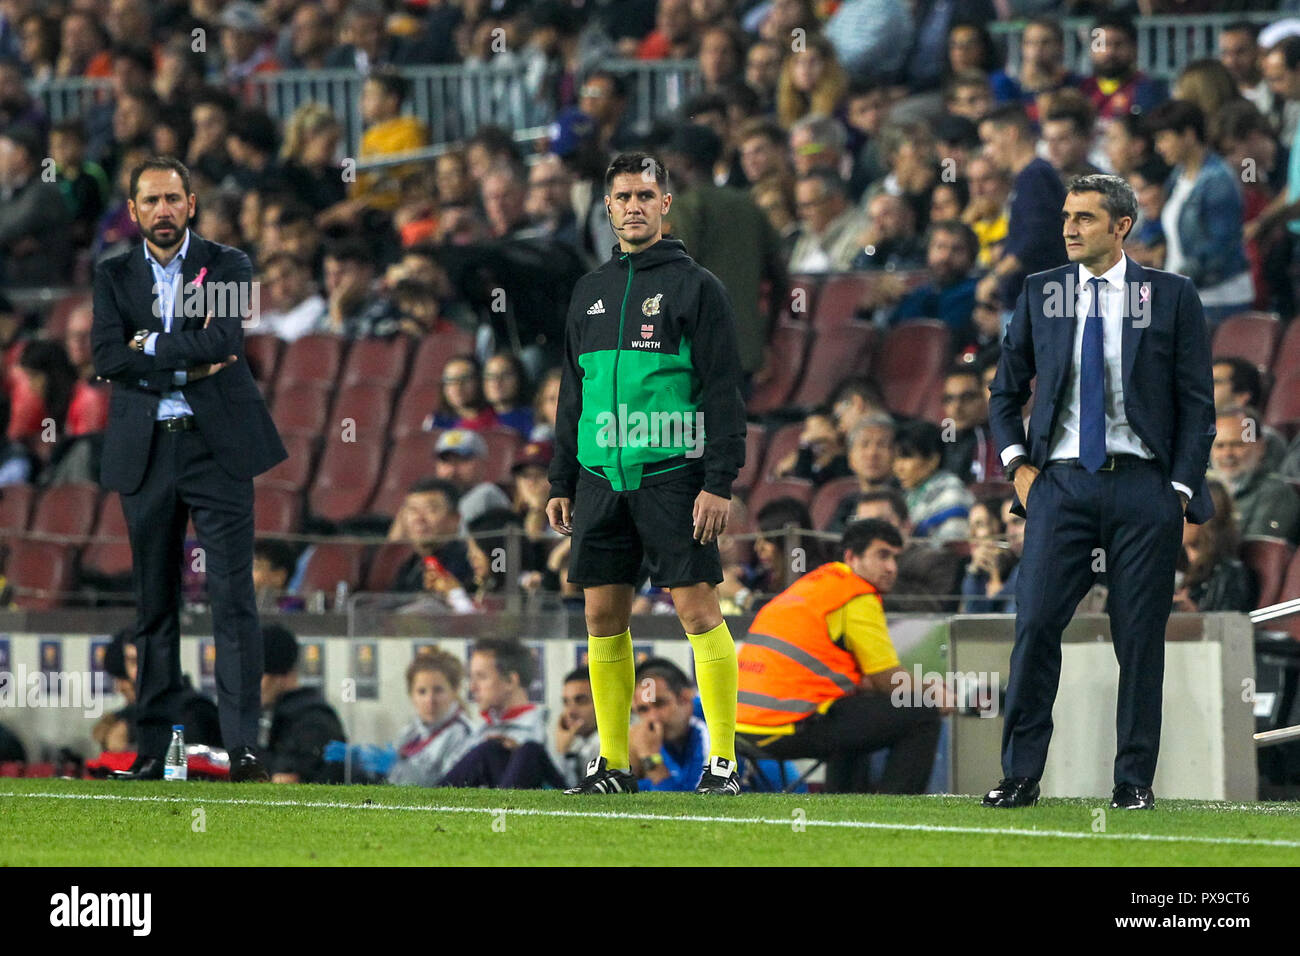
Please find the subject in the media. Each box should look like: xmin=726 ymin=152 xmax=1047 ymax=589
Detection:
xmin=567 ymin=472 xmax=724 ymax=589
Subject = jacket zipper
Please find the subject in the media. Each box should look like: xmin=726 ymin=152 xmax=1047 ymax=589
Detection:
xmin=613 ymin=253 xmax=633 ymax=490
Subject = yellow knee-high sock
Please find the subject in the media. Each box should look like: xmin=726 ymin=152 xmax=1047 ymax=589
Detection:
xmin=687 ymin=621 xmax=738 ymax=763
xmin=588 ymin=629 xmax=635 ymax=771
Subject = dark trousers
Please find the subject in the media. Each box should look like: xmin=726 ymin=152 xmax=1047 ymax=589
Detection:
xmin=748 ymin=692 xmax=941 ymax=794
xmin=1003 ymin=458 xmax=1182 ymax=787
xmin=121 ymin=426 xmax=262 ymax=759
xmin=443 ymin=740 xmax=566 ymax=790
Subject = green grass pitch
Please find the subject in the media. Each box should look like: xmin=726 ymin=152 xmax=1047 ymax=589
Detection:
xmin=2 ymin=778 xmax=1298 ymax=866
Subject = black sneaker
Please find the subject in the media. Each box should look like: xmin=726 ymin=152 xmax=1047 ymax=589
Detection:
xmin=564 ymin=756 xmax=639 ymax=795
xmin=695 ymin=756 xmax=741 ymax=794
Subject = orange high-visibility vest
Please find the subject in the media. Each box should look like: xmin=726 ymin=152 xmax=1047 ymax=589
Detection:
xmin=736 ymin=562 xmax=877 ymax=727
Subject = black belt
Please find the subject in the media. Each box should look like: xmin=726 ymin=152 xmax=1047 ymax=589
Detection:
xmin=1045 ymin=454 xmax=1153 ymax=471
xmin=156 ymin=416 xmax=196 ymax=432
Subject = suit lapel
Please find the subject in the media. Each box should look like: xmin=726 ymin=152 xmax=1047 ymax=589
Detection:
xmin=1121 ymin=255 xmax=1148 ymax=395
xmin=129 ymin=243 xmax=164 ymax=334
xmin=1051 ymin=264 xmax=1078 ymax=407
xmin=176 ymin=232 xmax=212 ymax=332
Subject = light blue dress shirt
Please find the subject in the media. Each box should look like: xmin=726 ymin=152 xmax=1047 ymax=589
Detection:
xmin=141 ymin=230 xmax=194 ymax=420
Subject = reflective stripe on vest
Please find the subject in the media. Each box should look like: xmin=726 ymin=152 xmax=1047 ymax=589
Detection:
xmin=742 ymin=632 xmax=858 ymax=694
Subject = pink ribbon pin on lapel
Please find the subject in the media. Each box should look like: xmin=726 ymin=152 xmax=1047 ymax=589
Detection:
xmin=1138 ymin=283 xmax=1149 ymax=304
xmin=191 ymin=267 xmax=207 ymax=287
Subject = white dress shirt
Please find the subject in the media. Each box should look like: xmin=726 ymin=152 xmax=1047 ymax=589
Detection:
xmin=141 ymin=229 xmax=195 ymax=420
xmin=1001 ymin=253 xmax=1192 ymax=500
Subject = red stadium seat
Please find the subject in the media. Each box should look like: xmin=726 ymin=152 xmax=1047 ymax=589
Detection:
xmin=745 ymin=477 xmax=815 ymax=516
xmin=278 ymin=333 xmax=346 ymax=388
xmin=1264 ymin=377 xmax=1300 ymax=439
xmin=810 ymin=476 xmax=861 ymax=530
xmin=877 ymin=321 xmax=952 ymax=418
xmin=1212 ymin=311 xmax=1280 ymax=373
xmin=811 ymin=273 xmax=875 ymax=328
xmin=406 ymin=330 xmax=478 ymax=390
xmin=1242 ymin=536 xmax=1294 ymax=610
xmin=297 ymin=542 xmax=366 ymax=595
xmin=272 ymin=382 xmax=333 ymax=439
xmin=1274 ymin=546 xmax=1300 ymax=639
xmin=789 ymin=323 xmax=878 ymax=407
xmin=733 ymin=425 xmax=767 ymax=495
xmin=255 ymin=434 xmax=317 ymax=493
xmin=242 ymin=335 xmax=283 ymax=393
xmin=480 ymin=428 xmax=522 ymax=484
xmin=370 ymin=433 xmax=440 ymax=518
xmin=254 ymin=486 xmax=303 ymax=535
xmin=391 ymin=383 xmax=443 ymax=441
xmin=1271 ymin=319 xmax=1300 ymax=386
xmin=46 ymin=291 xmax=91 ymax=342
xmin=781 ymin=274 xmax=821 ymax=323
xmin=29 ymin=483 xmax=100 ymax=543
xmin=81 ymin=492 xmax=133 ymax=580
xmin=330 ymin=383 xmax=395 ymax=443
xmin=5 ymin=541 xmax=76 ymax=609
xmin=365 ymin=542 xmax=414 ymax=591
xmin=0 ymin=483 xmax=36 ymax=538
xmin=341 ymin=335 xmax=413 ymax=390
xmin=761 ymin=422 xmax=804 ymax=480
xmin=970 ymin=481 xmax=1015 ymax=502
xmin=308 ymin=438 xmax=385 ymax=524
xmin=747 ymin=321 xmax=811 ymax=415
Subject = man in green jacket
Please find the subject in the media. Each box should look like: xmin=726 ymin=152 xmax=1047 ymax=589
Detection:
xmin=547 ymin=151 xmax=747 ymax=796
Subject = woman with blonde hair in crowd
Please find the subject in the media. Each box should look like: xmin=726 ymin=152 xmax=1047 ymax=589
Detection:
xmin=777 ymin=33 xmax=848 ymax=130
xmin=279 ymin=103 xmax=348 ymax=212
xmin=388 ymin=650 xmax=474 ymax=787
xmin=1173 ymin=59 xmax=1244 ymax=127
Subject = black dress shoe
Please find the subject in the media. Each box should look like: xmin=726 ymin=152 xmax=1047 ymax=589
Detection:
xmin=982 ymin=776 xmax=1040 ymax=807
xmin=229 ymin=746 xmax=269 ymax=783
xmin=1110 ymin=784 xmax=1155 ymax=809
xmin=109 ymin=757 xmax=165 ymax=781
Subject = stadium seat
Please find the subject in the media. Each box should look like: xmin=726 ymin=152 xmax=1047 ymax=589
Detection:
xmin=1242 ymin=536 xmax=1294 ymax=610
xmin=0 ymin=483 xmax=36 ymax=538
xmin=788 ymin=323 xmax=878 ymax=407
xmin=29 ymin=483 xmax=100 ymax=543
xmin=481 ymin=428 xmax=522 ymax=484
xmin=1212 ymin=311 xmax=1280 ymax=373
xmin=745 ymin=477 xmax=815 ymax=515
xmin=308 ymin=438 xmax=386 ymax=525
xmin=811 ymin=273 xmax=875 ymax=328
xmin=278 ymin=333 xmax=346 ymax=388
xmin=781 ymin=274 xmax=821 ymax=323
xmin=365 ymin=542 xmax=414 ymax=591
xmin=1271 ymin=318 xmax=1300 ymax=387
xmin=340 ymin=335 xmax=413 ymax=390
xmin=1264 ymin=376 xmax=1300 ymax=439
xmin=45 ymin=290 xmax=91 ymax=342
xmin=80 ymin=492 xmax=133 ymax=580
xmin=406 ymin=329 xmax=478 ymax=390
xmin=970 ymin=481 xmax=1014 ymax=501
xmin=810 ymin=476 xmax=861 ymax=530
xmin=877 ymin=321 xmax=952 ymax=419
xmin=747 ymin=321 xmax=811 ymax=415
xmin=1274 ymin=546 xmax=1300 ymax=639
xmin=369 ymin=433 xmax=440 ymax=518
xmin=272 ymin=382 xmax=334 ymax=439
xmin=254 ymin=485 xmax=303 ymax=535
xmin=242 ymin=335 xmax=283 ymax=393
xmin=297 ymin=542 xmax=367 ymax=596
xmin=4 ymin=541 xmax=76 ymax=610
xmin=732 ymin=424 xmax=767 ymax=495
xmin=330 ymin=383 xmax=395 ymax=443
xmin=390 ymin=383 xmax=443 ymax=441
xmin=254 ymin=434 xmax=317 ymax=493
xmin=760 ymin=422 xmax=804 ymax=480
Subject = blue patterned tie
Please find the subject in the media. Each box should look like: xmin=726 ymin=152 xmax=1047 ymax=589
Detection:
xmin=1079 ymin=277 xmax=1107 ymax=472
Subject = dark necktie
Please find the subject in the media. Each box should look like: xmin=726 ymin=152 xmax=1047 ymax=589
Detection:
xmin=1080 ymin=276 xmax=1107 ymax=472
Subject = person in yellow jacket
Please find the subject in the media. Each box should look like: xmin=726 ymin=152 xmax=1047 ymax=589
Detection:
xmin=737 ymin=518 xmax=950 ymax=793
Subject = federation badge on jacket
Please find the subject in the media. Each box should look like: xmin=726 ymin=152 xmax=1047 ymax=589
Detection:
xmin=642 ymin=293 xmax=663 ymax=316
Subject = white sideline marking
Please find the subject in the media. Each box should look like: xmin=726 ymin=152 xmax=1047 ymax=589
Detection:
xmin=3 ymin=790 xmax=1300 ymax=850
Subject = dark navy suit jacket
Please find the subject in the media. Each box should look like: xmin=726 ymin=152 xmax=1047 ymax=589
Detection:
xmin=989 ymin=257 xmax=1217 ymax=525
xmin=91 ymin=231 xmax=287 ymax=494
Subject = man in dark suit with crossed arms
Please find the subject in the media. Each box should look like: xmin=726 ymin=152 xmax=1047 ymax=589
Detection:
xmin=92 ymin=157 xmax=287 ymax=781
xmin=984 ymin=174 xmax=1216 ymax=810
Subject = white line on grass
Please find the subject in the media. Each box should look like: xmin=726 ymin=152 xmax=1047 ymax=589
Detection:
xmin=4 ymin=790 xmax=1299 ymax=850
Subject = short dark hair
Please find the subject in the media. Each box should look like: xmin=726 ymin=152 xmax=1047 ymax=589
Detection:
xmin=853 ymin=488 xmax=909 ymax=524
xmin=1144 ymin=99 xmax=1205 ymax=143
xmin=832 ymin=377 xmax=885 ymax=410
xmin=472 ymin=638 xmax=534 ymax=688
xmin=366 ymin=67 xmax=410 ymax=105
xmin=230 ymin=108 xmax=278 ymax=154
xmin=756 ymin=496 xmax=812 ymax=534
xmin=322 ymin=235 xmax=373 ymax=267
xmin=583 ymin=68 xmax=628 ymax=100
xmin=1221 ymin=20 xmax=1260 ymax=43
xmin=563 ymin=667 xmax=591 ymax=685
xmin=894 ymin=419 xmax=944 ymax=460
xmin=1211 ymin=99 xmax=1274 ymax=153
xmin=982 ymin=103 xmax=1034 ymax=137
xmin=944 ymin=362 xmax=982 ymax=386
xmin=1214 ymin=355 xmax=1264 ymax=407
xmin=635 ymin=657 xmax=693 ymax=695
xmin=129 ymin=156 xmax=192 ymax=202
xmin=605 ymin=152 xmax=669 ymax=192
xmin=254 ymin=539 xmax=297 ymax=576
xmin=110 ymin=43 xmax=153 ymax=75
xmin=846 ymin=75 xmax=886 ymax=100
xmin=408 ymin=476 xmax=461 ymax=511
xmin=841 ymin=517 xmax=904 ymax=555
xmin=1024 ymin=16 xmax=1063 ymax=45
xmin=1043 ymin=97 xmax=1095 ymax=139
xmin=262 ymin=623 xmax=300 ymax=676
xmin=928 ymin=218 xmax=979 ymax=262
xmin=51 ymin=118 xmax=87 ymax=142
xmin=1092 ymin=13 xmax=1138 ymax=44
xmin=1067 ymin=173 xmax=1139 ymax=240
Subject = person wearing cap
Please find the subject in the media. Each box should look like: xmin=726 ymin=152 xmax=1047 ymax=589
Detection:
xmin=431 ymin=428 xmax=512 ymax=529
xmin=219 ymin=1 xmax=281 ymax=89
xmin=260 ymin=624 xmax=345 ymax=784
xmin=547 ymin=151 xmax=747 ymax=796
xmin=389 ymin=477 xmax=475 ymax=594
xmin=511 ymin=439 xmax=558 ymax=544
xmin=0 ymin=124 xmax=74 ymax=287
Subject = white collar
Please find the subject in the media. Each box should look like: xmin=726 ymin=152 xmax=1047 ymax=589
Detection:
xmin=1077 ymin=252 xmax=1128 ymax=291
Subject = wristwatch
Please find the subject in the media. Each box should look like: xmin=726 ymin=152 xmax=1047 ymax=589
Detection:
xmin=639 ymin=753 xmax=664 ymax=776
xmin=131 ymin=330 xmax=149 ymax=351
xmin=1005 ymin=455 xmax=1028 ymax=481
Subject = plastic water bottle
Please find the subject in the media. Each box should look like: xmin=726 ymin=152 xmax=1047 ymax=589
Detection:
xmin=164 ymin=725 xmax=187 ymax=781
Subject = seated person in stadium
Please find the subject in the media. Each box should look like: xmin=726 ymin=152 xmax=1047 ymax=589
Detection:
xmin=1172 ymin=480 xmax=1257 ymax=613
xmin=320 ymin=237 xmax=398 ymax=338
xmin=257 ymin=251 xmax=327 ymax=342
xmin=1213 ymin=357 xmax=1285 ymax=471
xmin=551 ymin=667 xmax=601 ymax=789
xmin=252 ymin=539 xmax=304 ymax=612
xmin=850 ymin=193 xmax=925 ymax=271
xmin=893 ymin=420 xmax=973 ymax=542
xmin=424 ymin=355 xmax=499 ymax=432
xmin=960 ymin=496 xmax=1019 ymax=614
xmin=261 ymin=624 xmax=346 ymax=784
xmin=388 ymin=478 xmax=476 ymax=593
xmin=728 ymin=497 xmax=827 ymax=612
xmin=737 ymin=519 xmax=951 ymax=794
xmin=850 ymin=489 xmax=965 ymax=614
xmin=938 ymin=364 xmax=1003 ymax=484
xmin=772 ymin=408 xmax=852 ymax=487
xmin=0 ymin=390 xmax=32 ymax=486
xmin=442 ymin=638 xmax=563 ymax=790
xmin=825 ymin=414 xmax=898 ymax=532
xmin=431 ymin=429 xmax=512 ymax=528
xmin=464 ymin=507 xmax=553 ymax=606
xmin=482 ymin=352 xmax=535 ymax=439
xmin=104 ymin=628 xmax=222 ymax=747
xmin=629 ymin=658 xmax=710 ymax=791
xmin=830 ymin=377 xmax=889 ymax=441
xmin=388 ymin=649 xmax=474 ymax=787
xmin=1210 ymin=407 xmax=1300 ymax=543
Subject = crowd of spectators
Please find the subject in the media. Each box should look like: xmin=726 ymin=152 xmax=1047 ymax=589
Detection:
xmin=1 ymin=2 xmax=1298 ymax=623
